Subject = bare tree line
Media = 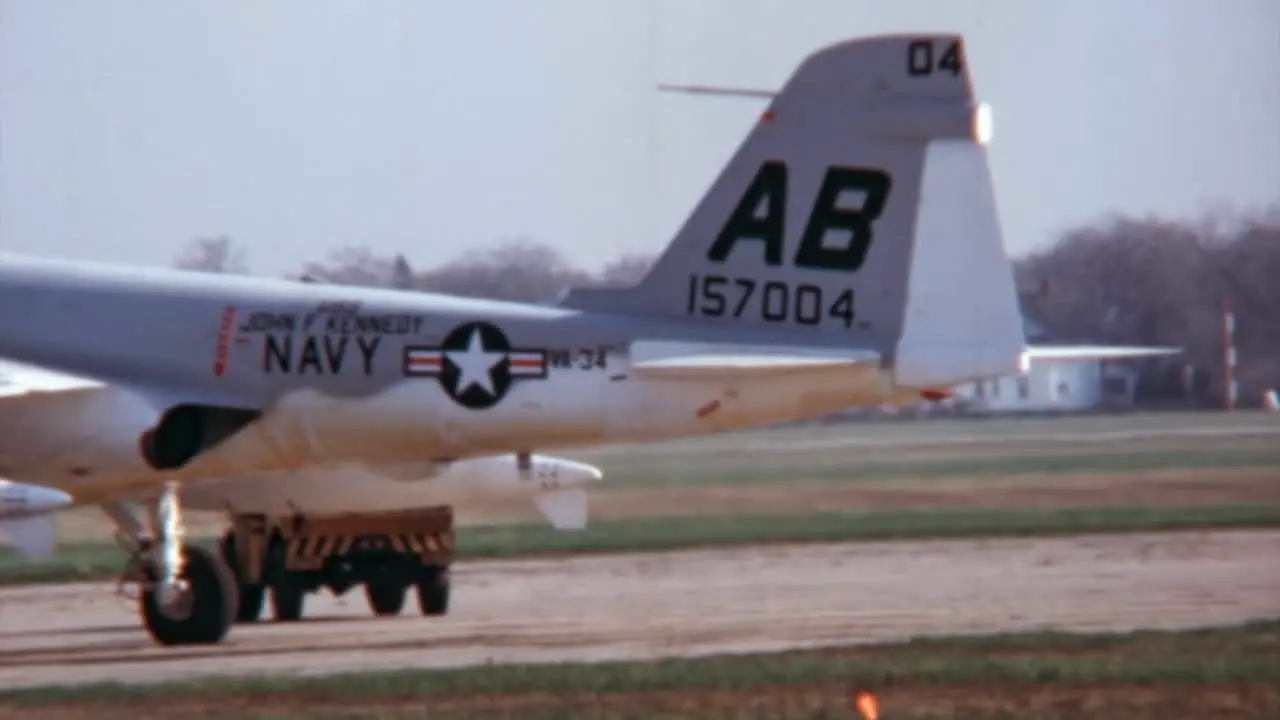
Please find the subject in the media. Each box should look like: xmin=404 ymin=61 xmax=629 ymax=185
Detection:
xmin=176 ymin=236 xmax=656 ymax=298
xmin=1016 ymin=210 xmax=1280 ymax=405
xmin=176 ymin=208 xmax=1280 ymax=406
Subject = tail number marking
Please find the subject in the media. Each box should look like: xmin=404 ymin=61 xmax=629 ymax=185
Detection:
xmin=705 ymin=162 xmax=892 ymax=274
xmin=907 ymin=38 xmax=963 ymax=77
xmin=686 ymin=275 xmax=856 ymax=328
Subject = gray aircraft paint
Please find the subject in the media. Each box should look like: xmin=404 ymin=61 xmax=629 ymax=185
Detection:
xmin=0 ymin=35 xmax=1036 ymax=494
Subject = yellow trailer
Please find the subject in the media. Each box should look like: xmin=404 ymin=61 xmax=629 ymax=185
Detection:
xmin=217 ymin=506 xmax=455 ymax=622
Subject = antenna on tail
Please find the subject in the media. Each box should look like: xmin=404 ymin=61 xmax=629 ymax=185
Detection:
xmin=657 ymin=84 xmax=777 ymax=100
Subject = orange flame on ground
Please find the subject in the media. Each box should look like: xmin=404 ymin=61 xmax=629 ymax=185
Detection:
xmin=854 ymin=691 xmax=879 ymax=719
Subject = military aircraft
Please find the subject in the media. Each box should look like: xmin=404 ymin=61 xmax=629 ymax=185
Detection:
xmin=0 ymin=355 xmax=603 ymax=622
xmin=0 ymin=33 xmax=1177 ymax=647
xmin=0 ymin=356 xmax=602 ymax=527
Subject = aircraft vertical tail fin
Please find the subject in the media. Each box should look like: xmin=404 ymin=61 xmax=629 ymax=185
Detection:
xmin=560 ymin=34 xmax=1026 ymax=385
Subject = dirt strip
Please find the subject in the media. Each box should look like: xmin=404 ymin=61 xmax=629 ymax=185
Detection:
xmin=0 ymin=528 xmax=1276 ymax=693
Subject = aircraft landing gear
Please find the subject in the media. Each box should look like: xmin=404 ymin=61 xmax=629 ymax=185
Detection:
xmin=105 ymin=482 xmax=238 ymax=646
xmin=138 ymin=543 xmax=237 ymax=645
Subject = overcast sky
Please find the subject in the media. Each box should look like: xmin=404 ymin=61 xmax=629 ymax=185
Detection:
xmin=2 ymin=0 xmax=1277 ymax=276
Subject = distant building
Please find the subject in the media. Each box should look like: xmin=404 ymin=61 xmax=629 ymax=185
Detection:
xmin=951 ymin=296 xmax=1144 ymax=415
xmin=954 ymin=358 xmax=1141 ymax=414
xmin=816 ymin=293 xmax=1173 ymax=423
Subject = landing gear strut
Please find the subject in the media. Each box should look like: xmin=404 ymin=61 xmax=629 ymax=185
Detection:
xmin=105 ymin=482 xmax=238 ymax=646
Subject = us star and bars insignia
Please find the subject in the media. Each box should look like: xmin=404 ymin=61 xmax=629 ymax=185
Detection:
xmin=403 ymin=321 xmax=548 ymax=410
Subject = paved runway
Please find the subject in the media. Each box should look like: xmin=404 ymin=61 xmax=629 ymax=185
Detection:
xmin=1 ymin=528 xmax=1277 ymax=691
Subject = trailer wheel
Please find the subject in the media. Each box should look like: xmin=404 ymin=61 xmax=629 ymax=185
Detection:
xmin=365 ymin=578 xmax=406 ymax=616
xmin=237 ymin=584 xmax=265 ymax=623
xmin=415 ymin=566 xmax=450 ymax=616
xmin=270 ymin=577 xmax=305 ymax=621
xmin=219 ymin=532 xmax=265 ymax=623
xmin=265 ymin=541 xmax=305 ymax=621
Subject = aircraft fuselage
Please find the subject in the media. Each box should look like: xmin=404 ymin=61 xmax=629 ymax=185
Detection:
xmin=0 ymin=254 xmax=911 ymax=497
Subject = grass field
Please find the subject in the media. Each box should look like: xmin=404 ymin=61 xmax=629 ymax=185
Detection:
xmin=575 ymin=416 xmax=1280 ymax=489
xmin=7 ymin=503 xmax=1280 ymax=586
xmin=5 ymin=412 xmax=1279 ymax=585
xmin=5 ymin=620 xmax=1277 ymax=719
xmin=2 ymin=413 xmax=1279 ymax=717
xmin=575 ymin=410 xmax=1280 ymax=460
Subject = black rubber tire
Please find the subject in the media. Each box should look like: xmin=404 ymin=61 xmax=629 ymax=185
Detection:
xmin=139 ymin=545 xmax=238 ymax=646
xmin=262 ymin=538 xmax=305 ymax=622
xmin=219 ymin=532 xmax=265 ymax=623
xmin=365 ymin=579 xmax=406 ymax=616
xmin=415 ymin=566 xmax=450 ymax=616
xmin=271 ymin=578 xmax=306 ymax=621
xmin=237 ymin=583 xmax=266 ymax=623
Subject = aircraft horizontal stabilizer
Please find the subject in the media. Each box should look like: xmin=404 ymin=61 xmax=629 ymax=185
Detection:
xmin=534 ymin=489 xmax=589 ymax=531
xmin=1024 ymin=345 xmax=1182 ymax=363
xmin=628 ymin=341 xmax=880 ymax=381
xmin=631 ymin=353 xmax=878 ymax=380
xmin=0 ymin=516 xmax=57 ymax=560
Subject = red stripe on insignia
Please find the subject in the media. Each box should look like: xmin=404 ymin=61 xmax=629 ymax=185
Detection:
xmin=508 ymin=353 xmax=545 ymax=374
xmin=406 ymin=351 xmax=443 ymax=374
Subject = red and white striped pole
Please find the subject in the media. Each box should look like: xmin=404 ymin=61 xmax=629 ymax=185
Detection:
xmin=1222 ymin=295 xmax=1238 ymax=411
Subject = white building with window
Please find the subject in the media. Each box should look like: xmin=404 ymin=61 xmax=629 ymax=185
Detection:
xmin=949 ymin=308 xmax=1142 ymax=414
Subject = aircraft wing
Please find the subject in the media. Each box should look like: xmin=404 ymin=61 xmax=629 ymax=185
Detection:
xmin=0 ymin=357 xmax=238 ymax=506
xmin=0 ymin=357 xmax=104 ymax=397
xmin=1024 ymin=344 xmax=1183 ymax=362
xmin=628 ymin=340 xmax=881 ymax=380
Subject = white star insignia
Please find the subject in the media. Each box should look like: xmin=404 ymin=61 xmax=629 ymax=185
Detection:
xmin=445 ymin=328 xmax=507 ymax=397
